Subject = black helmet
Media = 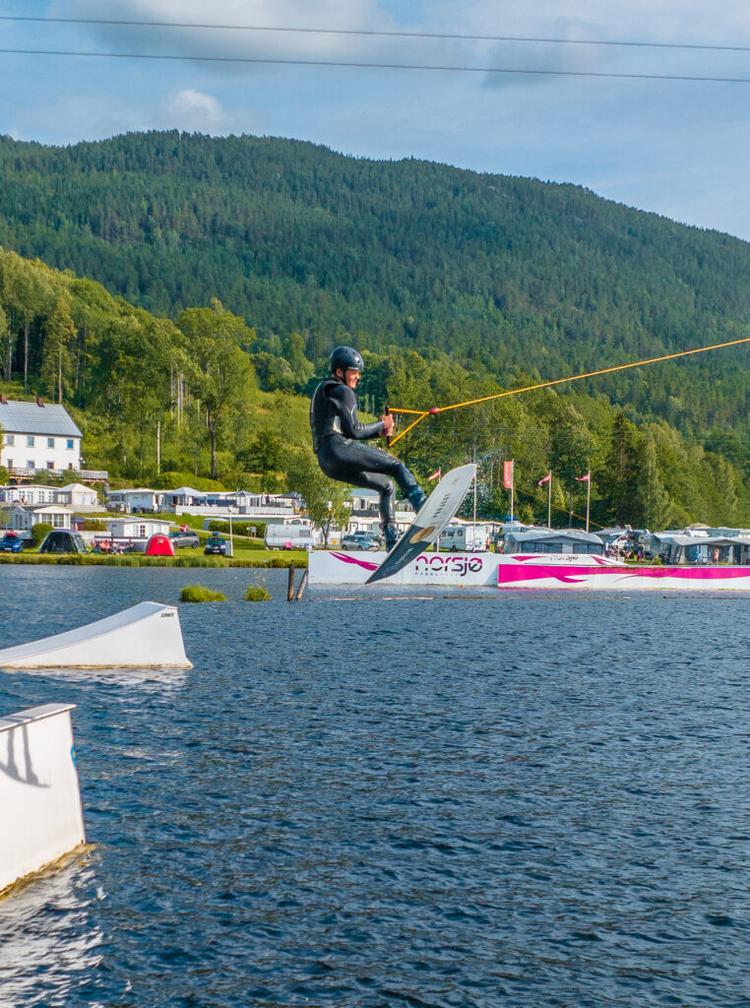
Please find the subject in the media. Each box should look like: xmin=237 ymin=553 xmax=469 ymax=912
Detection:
xmin=329 ymin=345 xmax=364 ymax=374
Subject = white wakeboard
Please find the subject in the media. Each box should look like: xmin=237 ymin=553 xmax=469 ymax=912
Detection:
xmin=365 ymin=463 xmax=477 ymax=585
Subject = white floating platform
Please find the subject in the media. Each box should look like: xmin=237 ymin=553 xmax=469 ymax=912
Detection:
xmin=310 ymin=550 xmax=498 ymax=586
xmin=497 ymin=553 xmax=750 ymax=591
xmin=0 ymin=601 xmax=192 ymax=669
xmin=0 ymin=703 xmax=86 ymax=893
xmin=311 ymin=550 xmax=750 ymax=592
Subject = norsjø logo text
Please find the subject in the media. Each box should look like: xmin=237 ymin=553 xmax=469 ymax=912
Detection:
xmin=414 ymin=555 xmax=484 ymax=576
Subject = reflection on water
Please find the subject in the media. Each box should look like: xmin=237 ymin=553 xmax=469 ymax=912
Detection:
xmin=0 ymin=862 xmax=103 ymax=1008
xmin=1 ymin=567 xmax=750 ymax=1006
xmin=7 ymin=665 xmax=188 ymax=690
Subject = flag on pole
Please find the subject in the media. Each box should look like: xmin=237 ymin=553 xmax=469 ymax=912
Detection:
xmin=537 ymin=472 xmax=552 ymax=486
xmin=575 ymin=472 xmax=591 ymax=482
xmin=503 ymin=460 xmax=514 ymax=489
xmin=427 ymin=467 xmax=442 ymax=482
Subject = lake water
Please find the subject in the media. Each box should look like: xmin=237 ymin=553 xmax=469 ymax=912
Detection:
xmin=1 ymin=566 xmax=749 ymax=1007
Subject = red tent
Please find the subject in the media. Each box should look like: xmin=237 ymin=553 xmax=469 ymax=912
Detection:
xmin=145 ymin=533 xmax=175 ymax=557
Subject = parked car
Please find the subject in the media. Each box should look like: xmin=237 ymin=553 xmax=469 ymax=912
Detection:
xmin=0 ymin=532 xmax=25 ymax=553
xmin=204 ymin=534 xmax=228 ymax=556
xmin=341 ymin=532 xmax=382 ymax=551
xmin=169 ymin=530 xmax=200 ymax=549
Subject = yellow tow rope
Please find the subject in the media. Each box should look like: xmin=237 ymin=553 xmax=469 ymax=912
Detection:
xmin=388 ymin=334 xmax=750 ymax=447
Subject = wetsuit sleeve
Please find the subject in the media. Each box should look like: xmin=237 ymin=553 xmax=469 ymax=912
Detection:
xmin=328 ymin=384 xmax=384 ymax=440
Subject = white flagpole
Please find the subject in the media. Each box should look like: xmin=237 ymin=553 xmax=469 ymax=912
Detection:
xmin=548 ymin=476 xmax=552 ymax=529
xmin=585 ymin=472 xmax=591 ymax=532
xmin=473 ymin=447 xmax=478 ymax=529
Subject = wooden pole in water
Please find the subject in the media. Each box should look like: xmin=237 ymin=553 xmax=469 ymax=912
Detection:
xmin=287 ymin=566 xmax=295 ymax=601
xmin=294 ymin=570 xmax=308 ymax=601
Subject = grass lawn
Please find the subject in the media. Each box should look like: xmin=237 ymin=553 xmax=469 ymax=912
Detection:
xmin=0 ymin=547 xmax=309 ymax=568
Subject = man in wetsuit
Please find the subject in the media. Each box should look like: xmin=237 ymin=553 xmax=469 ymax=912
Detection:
xmin=310 ymin=346 xmax=427 ymax=550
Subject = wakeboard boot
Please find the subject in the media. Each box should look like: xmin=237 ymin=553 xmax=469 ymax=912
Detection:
xmin=382 ymin=521 xmax=399 ymax=551
xmin=406 ymin=486 xmax=427 ymax=512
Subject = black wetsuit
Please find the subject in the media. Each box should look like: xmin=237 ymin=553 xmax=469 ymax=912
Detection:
xmin=310 ymin=378 xmax=420 ymax=531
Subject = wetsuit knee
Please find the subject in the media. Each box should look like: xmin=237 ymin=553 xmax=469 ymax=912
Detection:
xmin=379 ymin=480 xmax=395 ymax=525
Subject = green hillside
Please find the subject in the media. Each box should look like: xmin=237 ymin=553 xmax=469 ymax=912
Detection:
xmin=0 ymin=249 xmax=748 ymax=529
xmin=1 ymin=130 xmax=750 ymax=527
xmin=0 ymin=130 xmax=749 ymax=442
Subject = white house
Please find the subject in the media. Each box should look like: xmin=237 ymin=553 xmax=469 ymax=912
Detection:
xmin=159 ymin=486 xmax=206 ymax=509
xmin=3 ymin=503 xmax=74 ymax=532
xmin=57 ymin=482 xmax=99 ymax=510
xmin=106 ymin=488 xmax=163 ymax=513
xmin=0 ymin=398 xmax=82 ymax=475
xmin=0 ymin=482 xmax=99 ymax=511
xmin=107 ymin=518 xmax=171 ymax=541
xmin=0 ymin=484 xmax=58 ymax=506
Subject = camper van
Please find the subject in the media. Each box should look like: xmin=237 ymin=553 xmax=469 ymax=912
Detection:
xmin=264 ymin=522 xmax=315 ymax=550
xmin=438 ymin=523 xmax=489 ymax=552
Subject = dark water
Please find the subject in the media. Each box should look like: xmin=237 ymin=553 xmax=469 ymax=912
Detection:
xmin=1 ymin=566 xmax=750 ymax=1008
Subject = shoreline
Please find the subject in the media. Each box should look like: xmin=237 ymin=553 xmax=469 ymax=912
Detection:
xmin=0 ymin=552 xmax=309 ymax=569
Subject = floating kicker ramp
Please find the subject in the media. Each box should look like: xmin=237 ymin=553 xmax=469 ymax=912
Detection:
xmin=0 ymin=601 xmax=192 ymax=669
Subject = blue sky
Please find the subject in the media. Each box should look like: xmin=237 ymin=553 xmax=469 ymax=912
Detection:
xmin=2 ymin=0 xmax=750 ymax=240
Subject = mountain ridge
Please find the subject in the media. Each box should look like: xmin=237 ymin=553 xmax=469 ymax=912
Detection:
xmin=0 ymin=129 xmax=749 ymax=443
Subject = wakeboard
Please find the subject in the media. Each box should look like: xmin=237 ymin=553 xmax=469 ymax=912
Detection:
xmin=365 ymin=463 xmax=477 ymax=585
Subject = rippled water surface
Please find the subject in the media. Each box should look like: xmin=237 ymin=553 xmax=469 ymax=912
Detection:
xmin=1 ymin=565 xmax=750 ymax=1007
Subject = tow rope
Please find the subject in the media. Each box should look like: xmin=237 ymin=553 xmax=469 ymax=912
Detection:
xmin=387 ymin=334 xmax=750 ymax=447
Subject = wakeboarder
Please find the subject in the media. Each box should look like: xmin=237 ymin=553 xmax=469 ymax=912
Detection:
xmin=310 ymin=346 xmax=426 ymax=549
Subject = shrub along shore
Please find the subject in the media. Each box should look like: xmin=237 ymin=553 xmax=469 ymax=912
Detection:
xmin=0 ymin=551 xmax=308 ymax=568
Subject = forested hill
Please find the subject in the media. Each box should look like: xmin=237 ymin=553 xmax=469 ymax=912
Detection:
xmin=1 ymin=130 xmax=749 ymax=438
xmin=1 ymin=248 xmax=748 ymax=529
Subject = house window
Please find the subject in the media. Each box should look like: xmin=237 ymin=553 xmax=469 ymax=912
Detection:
xmin=138 ymin=525 xmax=146 ymax=538
xmin=47 ymin=461 xmax=55 ymax=470
xmin=26 ymin=460 xmax=35 ymax=470
xmin=47 ymin=437 xmax=55 ymax=448
xmin=53 ymin=514 xmax=66 ymax=528
xmin=66 ymin=439 xmax=74 ymax=450
xmin=6 ymin=459 xmax=12 ymax=469
xmin=5 ymin=434 xmax=14 ymax=446
xmin=26 ymin=435 xmax=34 ymax=447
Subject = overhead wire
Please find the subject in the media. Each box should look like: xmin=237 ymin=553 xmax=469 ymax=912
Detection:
xmin=1 ymin=16 xmax=749 ymax=55
xmin=1 ymin=47 xmax=750 ymax=83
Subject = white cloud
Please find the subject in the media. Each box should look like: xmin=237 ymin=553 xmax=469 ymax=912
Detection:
xmin=164 ymin=89 xmax=227 ymax=132
xmin=13 ymin=89 xmax=262 ymax=144
xmin=55 ymin=0 xmax=402 ymax=63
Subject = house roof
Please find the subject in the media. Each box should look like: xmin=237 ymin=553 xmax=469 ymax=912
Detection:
xmin=11 ymin=504 xmax=74 ymax=514
xmin=163 ymin=486 xmax=205 ymax=497
xmin=506 ymin=529 xmax=604 ymax=545
xmin=666 ymin=534 xmax=750 ymax=547
xmin=110 ymin=488 xmax=160 ymax=496
xmin=0 ymin=400 xmax=82 ymax=438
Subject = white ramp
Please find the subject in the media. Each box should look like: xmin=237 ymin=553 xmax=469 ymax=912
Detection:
xmin=0 ymin=601 xmax=192 ymax=669
xmin=0 ymin=704 xmax=86 ymax=893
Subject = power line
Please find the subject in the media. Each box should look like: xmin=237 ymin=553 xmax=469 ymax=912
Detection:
xmin=1 ymin=15 xmax=749 ymax=55
xmin=2 ymin=47 xmax=750 ymax=84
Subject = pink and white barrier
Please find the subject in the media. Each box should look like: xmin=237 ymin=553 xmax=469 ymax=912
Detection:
xmin=309 ymin=550 xmax=498 ymax=586
xmin=497 ymin=553 xmax=750 ymax=591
